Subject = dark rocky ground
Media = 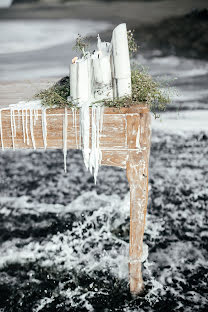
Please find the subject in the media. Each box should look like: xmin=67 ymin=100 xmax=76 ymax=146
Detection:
xmin=0 ymin=130 xmax=207 ymax=311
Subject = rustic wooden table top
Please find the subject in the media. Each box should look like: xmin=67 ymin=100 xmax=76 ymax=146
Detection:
xmin=0 ymin=78 xmax=59 ymax=109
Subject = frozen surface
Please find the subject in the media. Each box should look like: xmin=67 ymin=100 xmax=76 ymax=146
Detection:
xmin=152 ymin=110 xmax=208 ymax=133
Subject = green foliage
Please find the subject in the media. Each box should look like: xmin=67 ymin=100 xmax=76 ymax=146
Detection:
xmin=131 ymin=67 xmax=171 ymax=117
xmin=102 ymin=67 xmax=171 ymax=117
xmin=35 ymin=69 xmax=171 ymax=117
xmin=72 ymin=34 xmax=89 ymax=56
xmin=35 ymin=77 xmax=72 ymax=108
xmin=127 ymin=29 xmax=138 ymax=57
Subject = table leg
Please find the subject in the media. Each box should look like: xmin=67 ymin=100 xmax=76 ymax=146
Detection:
xmin=126 ymin=150 xmax=149 ymax=294
xmin=125 ymin=111 xmax=151 ymax=295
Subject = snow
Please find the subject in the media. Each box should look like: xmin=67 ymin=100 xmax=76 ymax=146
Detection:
xmin=152 ymin=110 xmax=208 ymax=133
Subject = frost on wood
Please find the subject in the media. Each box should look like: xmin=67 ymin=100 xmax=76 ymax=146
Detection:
xmin=1 ymin=100 xmax=43 ymax=151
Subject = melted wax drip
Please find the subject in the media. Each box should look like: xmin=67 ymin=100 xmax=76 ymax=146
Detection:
xmin=63 ymin=107 xmax=68 ymax=172
xmin=0 ymin=100 xmax=103 ymax=184
xmin=0 ymin=110 xmax=4 ymax=151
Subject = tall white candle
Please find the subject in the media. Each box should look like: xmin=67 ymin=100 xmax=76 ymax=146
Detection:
xmin=70 ymin=63 xmax=78 ymax=104
xmin=70 ymin=58 xmax=92 ymax=106
xmin=111 ymin=23 xmax=131 ymax=98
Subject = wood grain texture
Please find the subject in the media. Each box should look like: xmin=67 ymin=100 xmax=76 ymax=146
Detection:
xmin=126 ymin=112 xmax=151 ymax=294
xmin=0 ymin=79 xmax=58 ymax=109
xmin=0 ymin=104 xmax=151 ymax=295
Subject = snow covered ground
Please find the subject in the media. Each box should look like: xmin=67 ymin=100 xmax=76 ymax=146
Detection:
xmin=0 ymin=20 xmax=208 ymax=312
xmin=0 ymin=128 xmax=207 ymax=312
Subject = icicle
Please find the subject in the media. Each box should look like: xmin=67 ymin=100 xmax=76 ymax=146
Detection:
xmin=34 ymin=109 xmax=37 ymax=125
xmin=80 ymin=104 xmax=90 ymax=170
xmin=74 ymin=108 xmax=78 ymax=149
xmin=22 ymin=109 xmax=26 ymax=144
xmin=18 ymin=109 xmax=21 ymax=129
xmin=89 ymin=106 xmax=96 ymax=175
xmin=136 ymin=123 xmax=141 ymax=150
xmin=30 ymin=109 xmax=36 ymax=149
xmin=35 ymin=109 xmax=39 ymax=122
xmin=88 ymin=105 xmax=104 ymax=184
xmin=71 ymin=107 xmax=78 ymax=149
xmin=72 ymin=107 xmax=75 ymax=127
xmin=63 ymin=107 xmax=68 ymax=172
xmin=42 ymin=108 xmax=47 ymax=149
xmin=10 ymin=108 xmax=15 ymax=150
xmin=0 ymin=110 xmax=4 ymax=151
xmin=12 ymin=109 xmax=16 ymax=137
xmin=25 ymin=109 xmax=29 ymax=145
xmin=6 ymin=100 xmax=43 ymax=148
xmin=100 ymin=105 xmax=104 ymax=132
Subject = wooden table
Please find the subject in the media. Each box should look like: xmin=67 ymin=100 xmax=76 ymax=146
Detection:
xmin=0 ymin=83 xmax=151 ymax=294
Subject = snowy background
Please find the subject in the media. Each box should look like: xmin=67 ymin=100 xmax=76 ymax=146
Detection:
xmin=0 ymin=8 xmax=208 ymax=312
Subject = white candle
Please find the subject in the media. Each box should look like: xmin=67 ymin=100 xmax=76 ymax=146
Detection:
xmin=111 ymin=23 xmax=132 ymax=98
xmin=92 ymin=55 xmax=113 ymax=102
xmin=70 ymin=58 xmax=92 ymax=106
xmin=70 ymin=63 xmax=78 ymax=104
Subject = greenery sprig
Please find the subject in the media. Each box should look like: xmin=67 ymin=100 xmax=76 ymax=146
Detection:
xmin=72 ymin=34 xmax=89 ymax=57
xmin=127 ymin=29 xmax=139 ymax=56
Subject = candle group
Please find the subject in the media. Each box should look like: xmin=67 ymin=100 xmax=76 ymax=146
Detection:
xmin=70 ymin=23 xmax=132 ymax=107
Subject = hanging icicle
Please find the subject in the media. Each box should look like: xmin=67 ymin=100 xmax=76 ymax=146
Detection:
xmin=25 ymin=109 xmax=29 ymax=145
xmin=79 ymin=103 xmax=91 ymax=170
xmin=5 ymin=100 xmax=44 ymax=149
xmin=88 ymin=105 xmax=104 ymax=184
xmin=30 ymin=109 xmax=36 ymax=149
xmin=17 ymin=109 xmax=21 ymax=129
xmin=10 ymin=108 xmax=15 ymax=150
xmin=0 ymin=110 xmax=4 ymax=151
xmin=42 ymin=108 xmax=47 ymax=150
xmin=136 ymin=123 xmax=141 ymax=150
xmin=63 ymin=107 xmax=68 ymax=172
xmin=22 ymin=109 xmax=26 ymax=144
